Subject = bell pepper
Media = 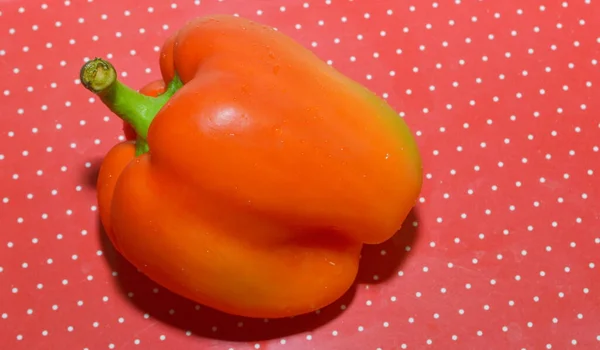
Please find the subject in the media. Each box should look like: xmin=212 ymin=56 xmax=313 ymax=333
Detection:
xmin=80 ymin=14 xmax=423 ymax=319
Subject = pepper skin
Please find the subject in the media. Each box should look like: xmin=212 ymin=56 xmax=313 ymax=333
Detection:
xmin=81 ymin=14 xmax=423 ymax=319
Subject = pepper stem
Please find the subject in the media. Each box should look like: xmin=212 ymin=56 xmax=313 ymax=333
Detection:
xmin=80 ymin=57 xmax=182 ymax=155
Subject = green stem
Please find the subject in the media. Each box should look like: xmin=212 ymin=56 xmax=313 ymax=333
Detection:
xmin=79 ymin=57 xmax=182 ymax=155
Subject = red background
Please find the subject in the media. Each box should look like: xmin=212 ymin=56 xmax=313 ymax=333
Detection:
xmin=1 ymin=0 xmax=599 ymax=349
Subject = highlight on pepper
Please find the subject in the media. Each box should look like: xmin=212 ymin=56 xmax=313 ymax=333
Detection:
xmin=80 ymin=14 xmax=423 ymax=319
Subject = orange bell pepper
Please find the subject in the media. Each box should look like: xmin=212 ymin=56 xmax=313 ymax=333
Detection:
xmin=80 ymin=14 xmax=423 ymax=319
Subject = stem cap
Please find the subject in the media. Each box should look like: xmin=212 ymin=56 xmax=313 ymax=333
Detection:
xmin=80 ymin=58 xmax=117 ymax=93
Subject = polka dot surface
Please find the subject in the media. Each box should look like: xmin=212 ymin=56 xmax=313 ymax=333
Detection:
xmin=1 ymin=0 xmax=599 ymax=349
